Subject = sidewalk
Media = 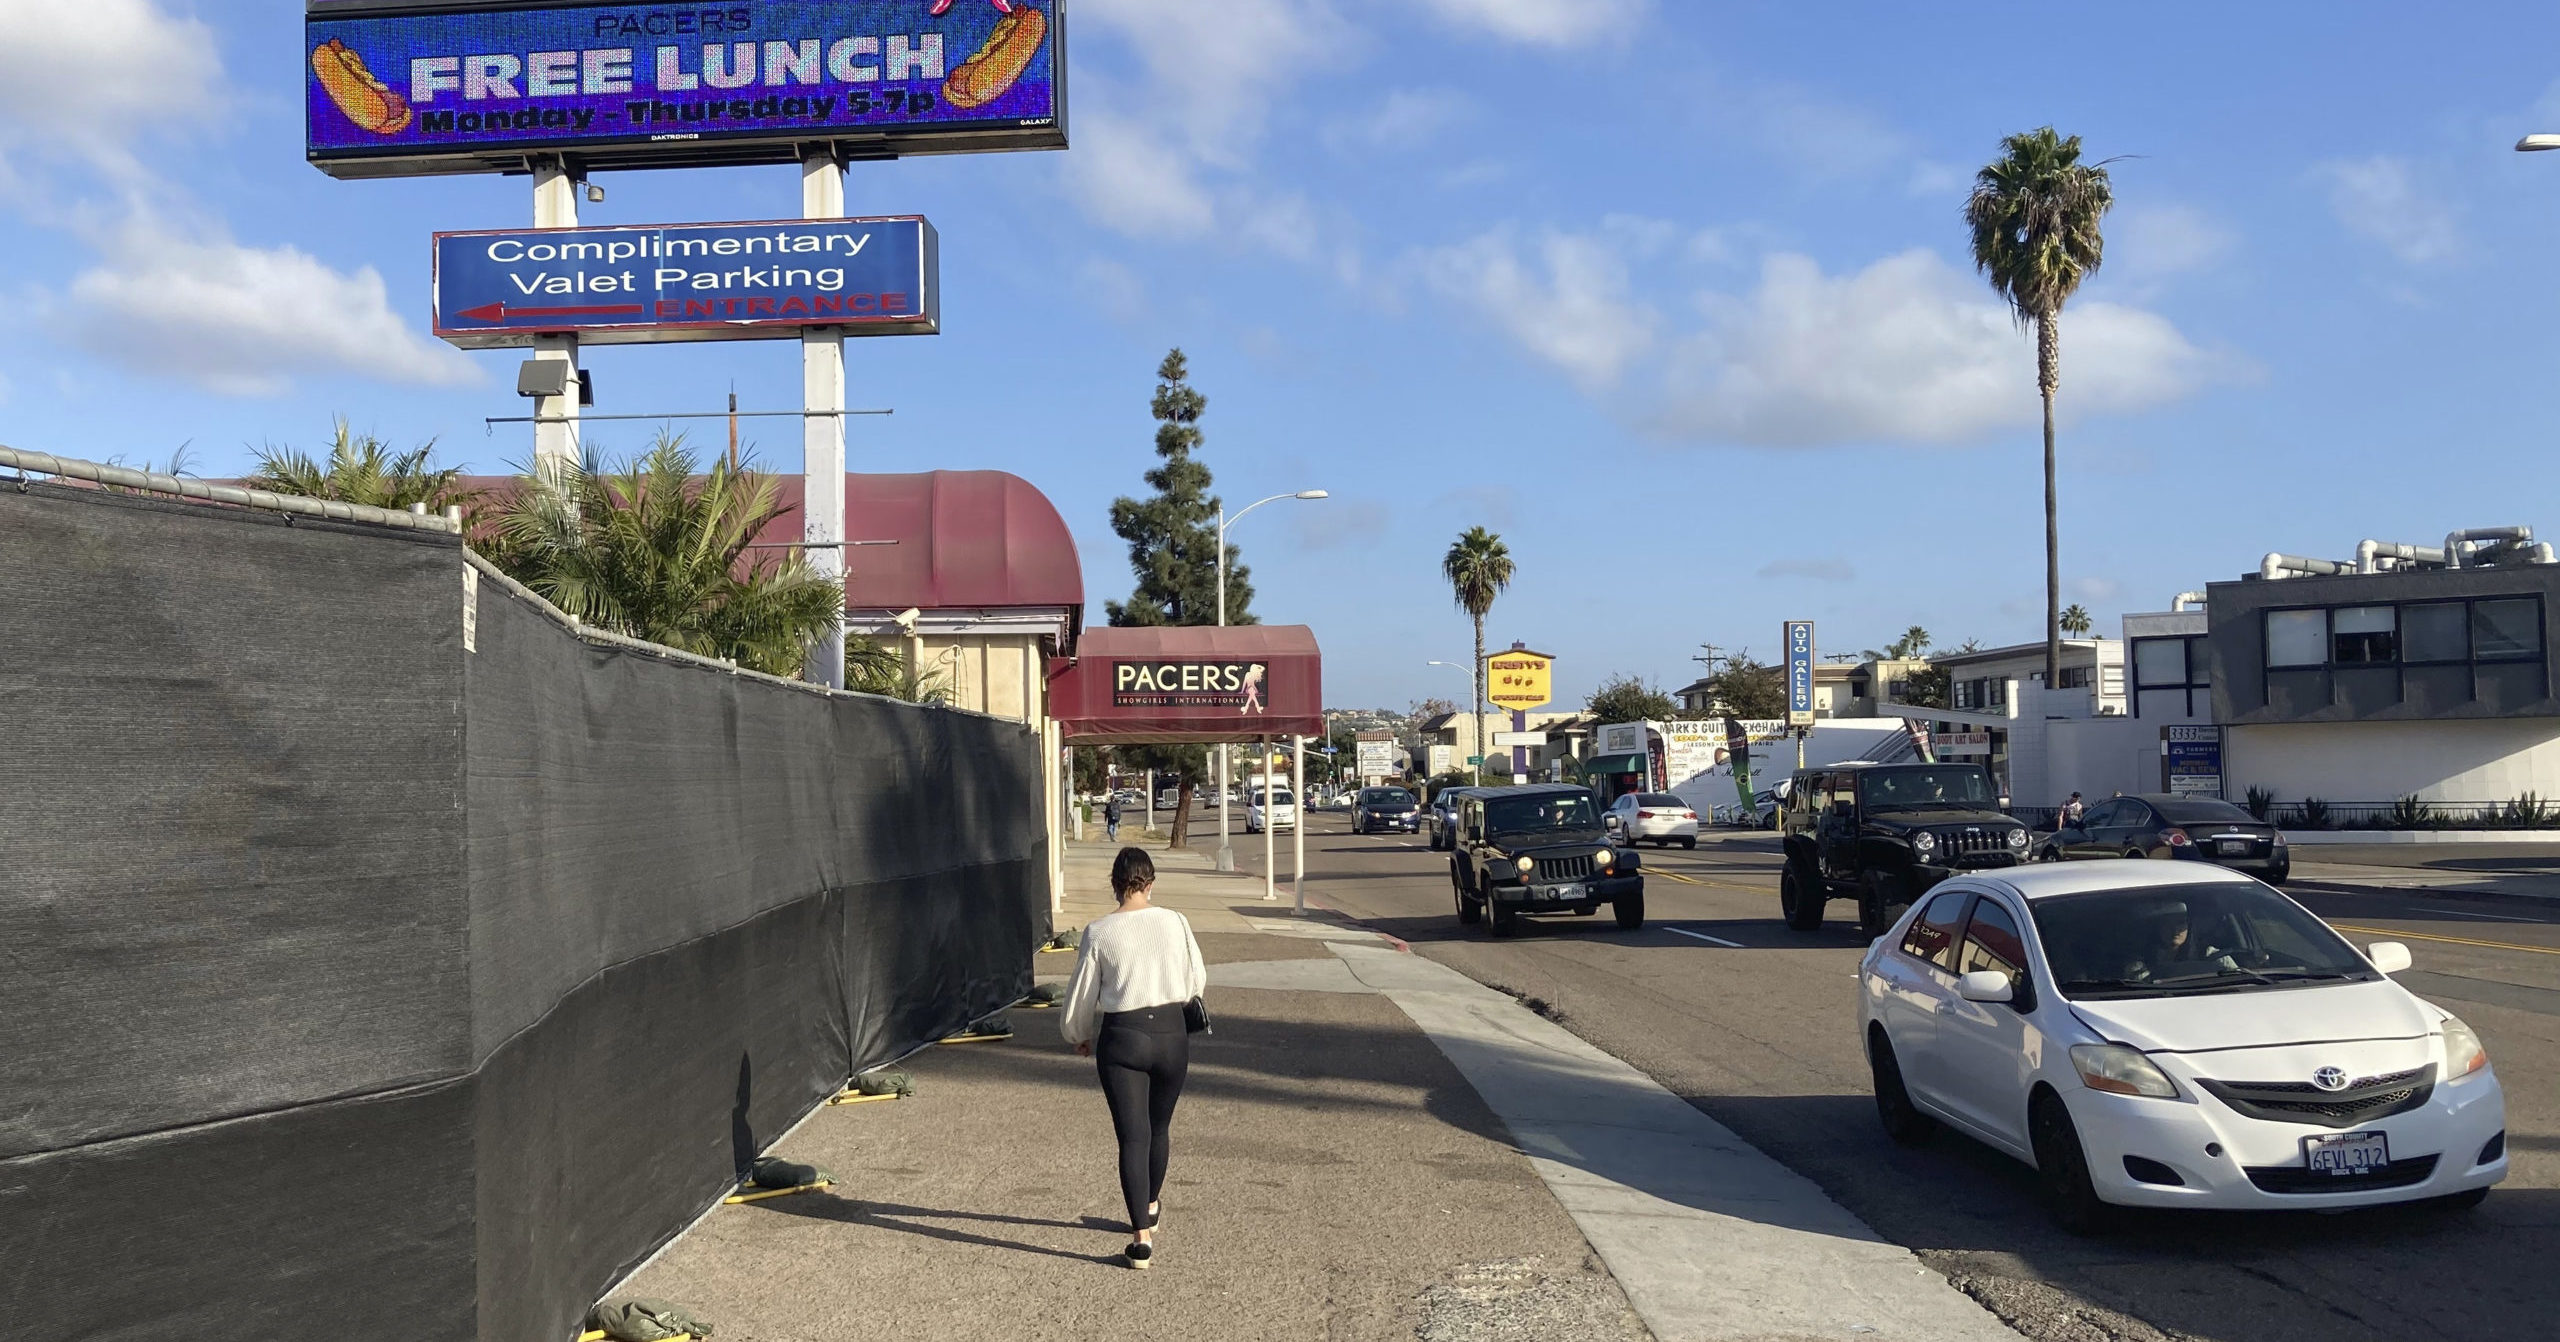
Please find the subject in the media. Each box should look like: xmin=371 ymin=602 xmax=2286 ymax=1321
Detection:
xmin=608 ymin=836 xmax=2020 ymax=1341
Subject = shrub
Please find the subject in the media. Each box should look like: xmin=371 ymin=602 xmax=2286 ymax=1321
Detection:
xmin=2299 ymin=797 xmax=2331 ymax=830
xmin=2387 ymin=794 xmax=2436 ymax=829
xmin=2502 ymin=792 xmax=2552 ymax=828
xmin=2243 ymin=786 xmax=2275 ymax=820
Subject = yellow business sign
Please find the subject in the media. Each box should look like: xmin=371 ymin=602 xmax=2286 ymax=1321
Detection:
xmin=1485 ymin=648 xmax=1555 ymax=712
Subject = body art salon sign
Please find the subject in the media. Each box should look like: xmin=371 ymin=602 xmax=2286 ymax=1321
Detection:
xmin=1112 ymin=660 xmax=1271 ymax=712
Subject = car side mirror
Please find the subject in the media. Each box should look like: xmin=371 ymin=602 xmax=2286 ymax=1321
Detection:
xmin=2366 ymin=941 xmax=2412 ymax=975
xmin=1957 ymin=970 xmax=2014 ymax=1003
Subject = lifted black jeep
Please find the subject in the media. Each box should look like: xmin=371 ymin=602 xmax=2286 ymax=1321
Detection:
xmin=1777 ymin=762 xmax=2028 ymax=938
xmin=1449 ymin=785 xmax=1644 ymax=937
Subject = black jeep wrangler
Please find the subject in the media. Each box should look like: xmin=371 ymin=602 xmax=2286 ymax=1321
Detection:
xmin=1449 ymin=785 xmax=1644 ymax=937
xmin=1777 ymin=762 xmax=2028 ymax=938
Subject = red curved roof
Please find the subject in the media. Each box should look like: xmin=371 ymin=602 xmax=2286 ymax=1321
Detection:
xmin=761 ymin=470 xmax=1083 ymax=622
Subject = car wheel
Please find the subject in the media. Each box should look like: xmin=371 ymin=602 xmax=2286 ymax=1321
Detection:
xmin=1780 ymin=861 xmax=1826 ymax=932
xmin=1859 ymin=871 xmax=1910 ymax=940
xmin=2265 ymin=863 xmax=2290 ymax=886
xmin=1613 ymin=890 xmax=1645 ymax=930
xmin=1454 ymin=878 xmax=1481 ymax=925
xmin=1488 ymin=899 xmax=1518 ymax=938
xmin=2030 ymin=1092 xmax=2117 ymax=1236
xmin=1681 ymin=837 xmax=1696 ymax=849
xmin=2035 ymin=844 xmax=2062 ymax=863
xmin=1868 ymin=1031 xmax=1935 ymax=1146
xmin=2124 ymin=848 xmax=2145 ymax=860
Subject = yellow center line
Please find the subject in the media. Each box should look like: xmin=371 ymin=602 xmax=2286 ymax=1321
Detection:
xmin=2328 ymin=923 xmax=2560 ymax=957
xmin=1655 ymin=871 xmax=1701 ymax=884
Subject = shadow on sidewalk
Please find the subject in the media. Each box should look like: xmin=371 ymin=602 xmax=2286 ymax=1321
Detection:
xmin=747 ymin=1193 xmax=1128 ymax=1265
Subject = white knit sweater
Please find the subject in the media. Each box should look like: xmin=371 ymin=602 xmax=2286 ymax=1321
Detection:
xmin=1058 ymin=905 xmax=1208 ymax=1046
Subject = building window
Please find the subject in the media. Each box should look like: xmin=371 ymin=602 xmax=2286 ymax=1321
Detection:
xmin=2131 ymin=634 xmax=2209 ymax=718
xmin=2404 ymin=603 xmax=2467 ymax=662
xmin=2474 ymin=598 xmax=2542 ymax=660
xmin=2333 ymin=606 xmax=2397 ymax=664
xmin=2057 ymin=666 xmax=2093 ymax=689
xmin=2266 ymin=609 xmax=2327 ymax=667
xmin=1988 ymin=677 xmax=2008 ymax=707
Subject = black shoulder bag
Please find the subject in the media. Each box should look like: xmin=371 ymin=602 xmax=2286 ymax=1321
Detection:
xmin=1182 ymin=997 xmax=1211 ymax=1035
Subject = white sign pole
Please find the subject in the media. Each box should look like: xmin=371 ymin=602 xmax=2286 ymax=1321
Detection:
xmin=802 ymin=149 xmax=848 ymax=688
xmin=1262 ymin=736 xmax=1276 ymax=902
xmin=1291 ymin=734 xmax=1307 ymax=915
xmin=529 ymin=161 xmax=581 ymax=478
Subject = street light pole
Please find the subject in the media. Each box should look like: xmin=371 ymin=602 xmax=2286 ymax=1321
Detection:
xmin=1213 ymin=489 xmax=1328 ymax=873
xmin=1426 ymin=659 xmax=1479 ymax=786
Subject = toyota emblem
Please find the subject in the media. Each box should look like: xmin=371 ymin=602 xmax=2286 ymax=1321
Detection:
xmin=2311 ymin=1066 xmax=2350 ymax=1092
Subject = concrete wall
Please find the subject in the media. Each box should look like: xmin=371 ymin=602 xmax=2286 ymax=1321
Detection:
xmin=2043 ymin=715 xmax=2160 ymax=804
xmin=2227 ymin=718 xmax=2560 ymax=804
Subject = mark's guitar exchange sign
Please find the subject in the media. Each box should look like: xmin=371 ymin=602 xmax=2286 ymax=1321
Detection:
xmin=1112 ymin=660 xmax=1272 ymax=711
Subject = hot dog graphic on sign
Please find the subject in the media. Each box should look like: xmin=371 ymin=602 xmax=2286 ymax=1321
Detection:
xmin=307 ymin=2 xmax=1059 ymax=161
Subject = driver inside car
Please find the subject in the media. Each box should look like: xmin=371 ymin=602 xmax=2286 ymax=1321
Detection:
xmin=2120 ymin=901 xmax=2239 ymax=981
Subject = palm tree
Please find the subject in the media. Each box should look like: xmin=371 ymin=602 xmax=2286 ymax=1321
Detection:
xmin=248 ymin=421 xmax=474 ymax=513
xmin=1441 ymin=526 xmax=1514 ymax=785
xmin=1965 ymin=126 xmax=2114 ymax=686
xmin=2059 ymin=604 xmax=2093 ymax=637
xmin=483 ymin=432 xmax=845 ymax=677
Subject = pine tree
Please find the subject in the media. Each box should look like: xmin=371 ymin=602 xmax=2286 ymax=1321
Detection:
xmin=1106 ymin=349 xmax=1253 ymax=628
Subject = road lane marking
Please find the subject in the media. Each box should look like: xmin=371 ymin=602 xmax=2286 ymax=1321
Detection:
xmin=2330 ymin=923 xmax=2560 ymax=956
xmin=2416 ymin=907 xmax=2554 ymax=924
xmin=1665 ymin=927 xmax=1745 ymax=947
xmin=1655 ymin=871 xmax=1702 ymax=884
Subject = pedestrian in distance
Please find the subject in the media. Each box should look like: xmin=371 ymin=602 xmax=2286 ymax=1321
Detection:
xmin=1104 ymin=792 xmax=1123 ymax=841
xmin=1059 ymin=847 xmax=1209 ymax=1269
xmin=2059 ymin=791 xmax=2084 ymax=832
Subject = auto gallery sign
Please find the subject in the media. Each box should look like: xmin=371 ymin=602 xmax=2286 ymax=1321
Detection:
xmin=305 ymin=0 xmax=1066 ymax=178
xmin=433 ymin=216 xmax=937 ymax=346
xmin=1111 ymin=660 xmax=1273 ymax=711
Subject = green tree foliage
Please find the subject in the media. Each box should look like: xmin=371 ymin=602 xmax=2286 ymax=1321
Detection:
xmin=248 ymin=421 xmax=474 ymax=513
xmin=1586 ymin=673 xmax=1675 ymax=724
xmin=481 ymin=433 xmax=843 ymax=678
xmin=1901 ymin=664 xmax=1952 ymax=709
xmin=2059 ymin=604 xmax=2093 ymax=637
xmin=1866 ymin=625 xmax=1933 ymax=660
xmin=1966 ymin=126 xmax=2113 ymax=684
xmin=1106 ymin=349 xmax=1251 ymax=629
xmin=843 ymin=633 xmax=949 ymax=704
xmin=1704 ymin=654 xmax=1787 ymax=720
xmin=1441 ymin=527 xmax=1514 ymax=783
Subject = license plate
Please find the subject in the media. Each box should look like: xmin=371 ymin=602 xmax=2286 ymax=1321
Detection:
xmin=2304 ymin=1130 xmax=2389 ymax=1176
xmin=1546 ymin=883 xmax=1584 ymax=901
xmin=2216 ymin=838 xmax=2252 ymax=856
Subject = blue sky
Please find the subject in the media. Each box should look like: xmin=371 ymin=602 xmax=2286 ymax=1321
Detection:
xmin=7 ymin=2 xmax=2560 ymax=711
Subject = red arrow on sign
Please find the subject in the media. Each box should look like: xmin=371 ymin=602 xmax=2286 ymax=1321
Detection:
xmin=454 ymin=301 xmax=648 ymax=323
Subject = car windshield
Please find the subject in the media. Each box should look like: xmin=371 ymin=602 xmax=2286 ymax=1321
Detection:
xmin=1483 ymin=793 xmax=1599 ymax=835
xmin=1635 ymin=794 xmax=1684 ymax=806
xmin=1857 ymin=767 xmax=1996 ymax=810
xmin=1360 ymin=789 xmax=1412 ymax=806
xmin=2032 ymin=883 xmax=2380 ymax=999
xmin=2151 ymin=798 xmax=2255 ymax=824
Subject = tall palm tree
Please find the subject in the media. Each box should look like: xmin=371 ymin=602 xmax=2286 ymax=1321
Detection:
xmin=248 ymin=421 xmax=473 ymax=513
xmin=1965 ymin=126 xmax=2113 ymax=687
xmin=483 ymin=433 xmax=845 ymax=677
xmin=2059 ymin=604 xmax=2093 ymax=637
xmin=1441 ymin=526 xmax=1514 ymax=785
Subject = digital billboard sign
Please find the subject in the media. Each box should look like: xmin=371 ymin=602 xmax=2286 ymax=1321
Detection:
xmin=306 ymin=1 xmax=1065 ymax=178
xmin=433 ymin=215 xmax=937 ymax=346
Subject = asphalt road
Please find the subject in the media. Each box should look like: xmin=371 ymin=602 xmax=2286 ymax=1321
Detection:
xmin=1162 ymin=805 xmax=2560 ymax=1342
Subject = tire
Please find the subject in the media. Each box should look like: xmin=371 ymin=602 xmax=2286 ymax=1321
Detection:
xmin=2125 ymin=849 xmax=2146 ymax=861
xmin=1614 ymin=889 xmax=1646 ymax=930
xmin=1455 ymin=879 xmax=1481 ymax=925
xmin=2035 ymin=844 xmax=2062 ymax=863
xmin=1859 ymin=870 xmax=1910 ymax=940
xmin=2265 ymin=863 xmax=2290 ymax=886
xmin=2030 ymin=1092 xmax=2116 ymax=1236
xmin=1681 ymin=837 xmax=1696 ymax=850
xmin=1489 ymin=899 xmax=1518 ymax=938
xmin=1869 ymin=1032 xmax=1935 ymax=1146
xmin=1781 ymin=861 xmax=1826 ymax=932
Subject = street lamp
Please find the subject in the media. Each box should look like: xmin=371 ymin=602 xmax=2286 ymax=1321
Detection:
xmin=2518 ymin=134 xmax=2560 ymax=151
xmin=1426 ymin=658 xmax=1481 ymax=786
xmin=1212 ymin=489 xmax=1327 ymax=873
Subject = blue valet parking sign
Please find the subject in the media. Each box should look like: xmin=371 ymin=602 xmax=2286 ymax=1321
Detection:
xmin=433 ymin=216 xmax=938 ymax=348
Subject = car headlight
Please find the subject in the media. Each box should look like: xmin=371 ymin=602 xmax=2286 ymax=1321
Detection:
xmin=2006 ymin=827 xmax=2030 ymax=850
xmin=2070 ymin=1043 xmax=2180 ymax=1099
xmin=2443 ymin=1014 xmax=2490 ymax=1079
xmin=1516 ymin=855 xmax=1536 ymax=874
xmin=1911 ymin=830 xmax=1938 ymax=856
xmin=1595 ymin=849 xmax=1614 ymax=868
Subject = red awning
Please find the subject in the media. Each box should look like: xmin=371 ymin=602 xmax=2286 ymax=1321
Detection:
xmin=1048 ymin=626 xmax=1323 ymax=744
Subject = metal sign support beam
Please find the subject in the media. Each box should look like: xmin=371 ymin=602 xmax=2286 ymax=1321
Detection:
xmin=803 ymin=148 xmax=848 ymax=689
xmin=529 ymin=161 xmax=581 ymax=476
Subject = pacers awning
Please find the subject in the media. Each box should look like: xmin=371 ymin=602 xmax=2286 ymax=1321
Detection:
xmin=1048 ymin=625 xmax=1323 ymax=745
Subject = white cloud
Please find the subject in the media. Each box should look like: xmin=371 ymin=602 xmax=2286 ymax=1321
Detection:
xmin=1075 ymin=257 xmax=1153 ymax=326
xmin=0 ymin=0 xmax=220 ymax=173
xmin=63 ymin=224 xmax=477 ymax=396
xmin=1326 ymin=89 xmax=1473 ymax=152
xmin=1406 ymin=0 xmax=1649 ymax=46
xmin=2318 ymin=156 xmax=2461 ymax=264
xmin=1650 ymin=249 xmax=2212 ymax=446
xmin=1759 ymin=558 xmax=1856 ymax=582
xmin=1077 ymin=0 xmax=1341 ymax=163
xmin=2113 ymin=204 xmax=2236 ymax=277
xmin=1415 ymin=227 xmax=1660 ymax=391
xmin=1065 ymin=106 xmax=1219 ymax=238
xmin=2068 ymin=577 xmax=2124 ymax=603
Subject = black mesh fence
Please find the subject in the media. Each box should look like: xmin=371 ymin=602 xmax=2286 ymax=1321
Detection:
xmin=0 ymin=481 xmax=1047 ymax=1339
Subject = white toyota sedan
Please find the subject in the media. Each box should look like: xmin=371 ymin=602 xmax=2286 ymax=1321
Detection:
xmin=1858 ymin=861 xmax=2505 ymax=1232
xmin=1605 ymin=792 xmax=1699 ymax=848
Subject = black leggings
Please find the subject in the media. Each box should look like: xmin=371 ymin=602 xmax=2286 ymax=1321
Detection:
xmin=1095 ymin=1005 xmax=1190 ymax=1232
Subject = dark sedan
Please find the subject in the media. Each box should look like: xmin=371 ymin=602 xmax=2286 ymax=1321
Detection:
xmin=2037 ymin=793 xmax=2290 ymax=882
xmin=1351 ymin=786 xmax=1421 ymax=834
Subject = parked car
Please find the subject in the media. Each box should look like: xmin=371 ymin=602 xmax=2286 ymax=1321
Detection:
xmin=1448 ymin=784 xmax=1643 ymax=936
xmin=1858 ymin=861 xmax=2503 ymax=1232
xmin=1752 ymin=778 xmax=1793 ymax=829
xmin=1246 ymin=785 xmax=1298 ymax=834
xmin=1428 ymin=786 xmax=1486 ymax=850
xmin=2037 ymin=794 xmax=2289 ymax=883
xmin=1352 ymin=786 xmax=1421 ymax=835
xmin=1605 ymin=792 xmax=1699 ymax=848
xmin=1779 ymin=762 xmax=2030 ymax=938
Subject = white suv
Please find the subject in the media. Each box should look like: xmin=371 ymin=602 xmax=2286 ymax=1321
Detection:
xmin=1246 ymin=787 xmax=1298 ymax=834
xmin=1858 ymin=861 xmax=2504 ymax=1231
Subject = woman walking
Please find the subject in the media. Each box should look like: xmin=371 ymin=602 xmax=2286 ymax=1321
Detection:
xmin=1059 ymin=847 xmax=1207 ymax=1269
